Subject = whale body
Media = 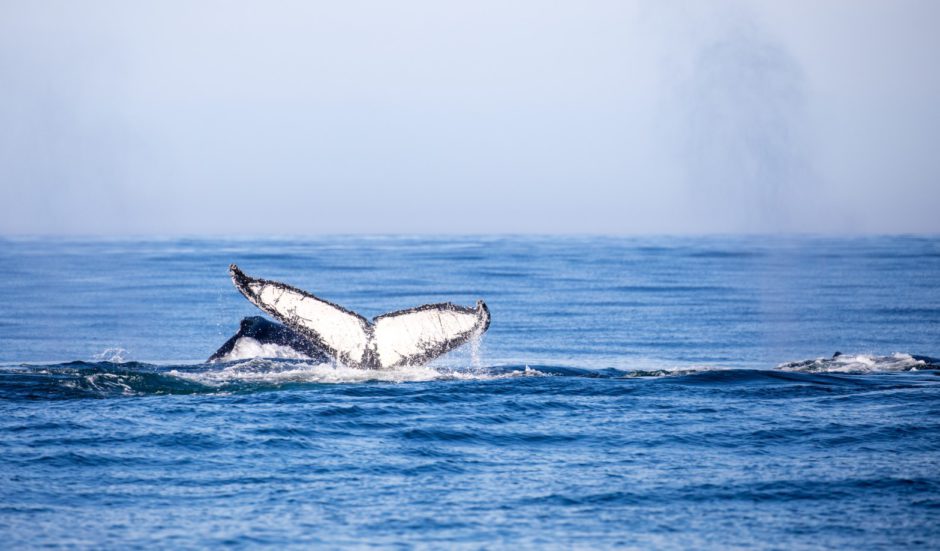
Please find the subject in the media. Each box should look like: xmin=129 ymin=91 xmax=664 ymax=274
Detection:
xmin=209 ymin=316 xmax=330 ymax=363
xmin=220 ymin=265 xmax=490 ymax=369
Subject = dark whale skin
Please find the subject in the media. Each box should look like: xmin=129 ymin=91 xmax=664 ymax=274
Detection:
xmin=209 ymin=316 xmax=330 ymax=362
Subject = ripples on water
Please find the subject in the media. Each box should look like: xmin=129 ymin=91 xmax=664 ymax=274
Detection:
xmin=0 ymin=236 xmax=938 ymax=548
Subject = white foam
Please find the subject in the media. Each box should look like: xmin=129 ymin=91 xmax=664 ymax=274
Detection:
xmin=215 ymin=337 xmax=313 ymax=362
xmin=93 ymin=348 xmax=131 ymax=363
xmin=170 ymin=359 xmax=546 ymax=386
xmin=777 ymin=352 xmax=926 ymax=373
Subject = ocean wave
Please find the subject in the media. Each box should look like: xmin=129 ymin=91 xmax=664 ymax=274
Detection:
xmin=0 ymin=361 xmax=551 ymax=399
xmin=0 ymin=362 xmax=210 ymax=399
xmin=1 ymin=352 xmax=937 ymax=400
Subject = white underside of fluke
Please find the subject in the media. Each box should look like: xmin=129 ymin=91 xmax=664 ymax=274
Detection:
xmin=250 ymin=282 xmax=370 ymax=362
xmin=229 ymin=265 xmax=490 ymax=369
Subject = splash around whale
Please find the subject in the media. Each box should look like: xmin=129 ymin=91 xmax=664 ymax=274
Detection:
xmin=211 ymin=265 xmax=490 ymax=368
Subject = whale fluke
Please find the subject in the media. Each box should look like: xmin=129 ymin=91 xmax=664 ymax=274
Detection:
xmin=228 ymin=265 xmax=490 ymax=369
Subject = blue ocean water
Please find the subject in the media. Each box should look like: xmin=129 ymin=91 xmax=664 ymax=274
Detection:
xmin=0 ymin=236 xmax=938 ymax=548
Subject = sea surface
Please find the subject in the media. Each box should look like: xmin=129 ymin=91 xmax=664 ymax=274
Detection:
xmin=0 ymin=235 xmax=938 ymax=549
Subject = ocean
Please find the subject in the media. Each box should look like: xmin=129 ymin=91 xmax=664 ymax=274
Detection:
xmin=1 ymin=235 xmax=938 ymax=548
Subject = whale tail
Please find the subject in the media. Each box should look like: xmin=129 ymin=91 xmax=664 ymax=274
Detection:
xmin=228 ymin=264 xmax=490 ymax=369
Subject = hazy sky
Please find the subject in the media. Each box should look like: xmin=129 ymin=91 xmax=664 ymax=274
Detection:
xmin=1 ymin=1 xmax=938 ymax=235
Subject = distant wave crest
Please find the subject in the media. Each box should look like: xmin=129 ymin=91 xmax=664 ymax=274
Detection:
xmin=777 ymin=352 xmax=939 ymax=373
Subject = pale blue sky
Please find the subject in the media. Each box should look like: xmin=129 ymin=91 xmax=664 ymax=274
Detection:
xmin=1 ymin=1 xmax=938 ymax=235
